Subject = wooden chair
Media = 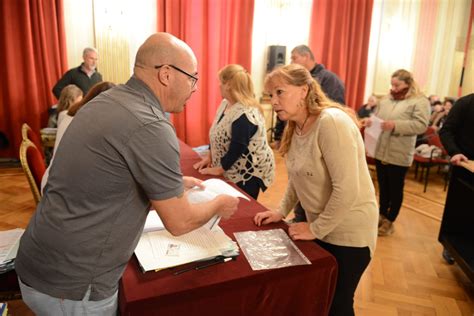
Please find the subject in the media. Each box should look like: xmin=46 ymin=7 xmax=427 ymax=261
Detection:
xmin=413 ymin=126 xmax=450 ymax=192
xmin=21 ymin=123 xmax=45 ymax=159
xmin=19 ymin=139 xmax=46 ymax=204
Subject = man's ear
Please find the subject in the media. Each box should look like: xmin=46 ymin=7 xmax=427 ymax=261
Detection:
xmin=157 ymin=67 xmax=171 ymax=87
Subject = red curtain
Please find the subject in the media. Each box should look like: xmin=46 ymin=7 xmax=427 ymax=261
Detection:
xmin=309 ymin=0 xmax=373 ymax=110
xmin=0 ymin=0 xmax=67 ymax=158
xmin=157 ymin=0 xmax=254 ymax=146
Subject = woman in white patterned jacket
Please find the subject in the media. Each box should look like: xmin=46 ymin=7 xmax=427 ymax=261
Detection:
xmin=193 ymin=64 xmax=275 ymax=199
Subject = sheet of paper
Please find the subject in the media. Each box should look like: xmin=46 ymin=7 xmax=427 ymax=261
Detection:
xmin=143 ymin=178 xmax=250 ymax=234
xmin=135 ymin=226 xmax=235 ymax=272
xmin=143 ymin=210 xmax=165 ymax=233
xmin=0 ymin=228 xmax=24 ymax=263
xmin=187 ymin=178 xmax=250 ymax=230
xmin=364 ymin=115 xmax=383 ymax=158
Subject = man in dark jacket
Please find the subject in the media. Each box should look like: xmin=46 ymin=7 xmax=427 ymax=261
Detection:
xmin=52 ymin=47 xmax=103 ymax=99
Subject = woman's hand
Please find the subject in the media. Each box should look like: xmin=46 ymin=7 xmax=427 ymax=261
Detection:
xmin=288 ymin=222 xmax=316 ymax=240
xmin=450 ymin=153 xmax=468 ymax=166
xmin=360 ymin=117 xmax=370 ymax=127
xmin=182 ymin=176 xmax=204 ymax=190
xmin=381 ymin=120 xmax=395 ymax=131
xmin=193 ymin=154 xmax=211 ymax=170
xmin=198 ymin=167 xmax=224 ymax=176
xmin=254 ymin=210 xmax=284 ymax=226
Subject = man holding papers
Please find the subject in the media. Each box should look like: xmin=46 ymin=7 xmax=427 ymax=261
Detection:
xmin=15 ymin=33 xmax=239 ymax=315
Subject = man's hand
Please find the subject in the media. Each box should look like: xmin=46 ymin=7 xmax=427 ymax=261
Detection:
xmin=288 ymin=222 xmax=316 ymax=240
xmin=198 ymin=166 xmax=224 ymax=176
xmin=450 ymin=153 xmax=468 ymax=166
xmin=254 ymin=210 xmax=284 ymax=226
xmin=214 ymin=195 xmax=239 ymax=219
xmin=183 ymin=176 xmax=204 ymax=190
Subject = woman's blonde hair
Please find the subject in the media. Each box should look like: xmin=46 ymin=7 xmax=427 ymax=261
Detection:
xmin=391 ymin=69 xmax=423 ymax=98
xmin=218 ymin=64 xmax=260 ymax=111
xmin=68 ymin=81 xmax=115 ymax=116
xmin=265 ymin=64 xmax=358 ymax=155
xmin=56 ymin=84 xmax=83 ymax=113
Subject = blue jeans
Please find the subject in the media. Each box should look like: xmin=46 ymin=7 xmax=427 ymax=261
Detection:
xmin=18 ymin=278 xmax=118 ymax=316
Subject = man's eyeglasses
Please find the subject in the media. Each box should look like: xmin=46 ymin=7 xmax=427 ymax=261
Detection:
xmin=155 ymin=64 xmax=198 ymax=88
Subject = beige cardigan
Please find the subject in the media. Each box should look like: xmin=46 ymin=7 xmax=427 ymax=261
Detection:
xmin=374 ymin=95 xmax=430 ymax=167
xmin=279 ymin=108 xmax=378 ymax=256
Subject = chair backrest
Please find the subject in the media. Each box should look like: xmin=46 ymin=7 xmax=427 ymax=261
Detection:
xmin=21 ymin=123 xmax=44 ymax=159
xmin=19 ymin=139 xmax=46 ymax=205
xmin=425 ymin=126 xmax=448 ymax=156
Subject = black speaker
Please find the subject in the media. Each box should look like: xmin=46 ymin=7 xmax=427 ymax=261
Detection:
xmin=266 ymin=45 xmax=286 ymax=72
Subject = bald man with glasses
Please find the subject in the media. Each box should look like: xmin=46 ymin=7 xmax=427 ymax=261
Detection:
xmin=16 ymin=33 xmax=239 ymax=315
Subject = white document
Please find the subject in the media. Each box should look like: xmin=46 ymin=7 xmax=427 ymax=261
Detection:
xmin=143 ymin=210 xmax=165 ymax=233
xmin=0 ymin=228 xmax=24 ymax=263
xmin=135 ymin=226 xmax=236 ymax=272
xmin=186 ymin=178 xmax=249 ymax=230
xmin=143 ymin=178 xmax=249 ymax=234
xmin=364 ymin=115 xmax=383 ymax=158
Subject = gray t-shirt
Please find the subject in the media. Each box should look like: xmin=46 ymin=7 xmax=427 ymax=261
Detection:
xmin=16 ymin=77 xmax=184 ymax=300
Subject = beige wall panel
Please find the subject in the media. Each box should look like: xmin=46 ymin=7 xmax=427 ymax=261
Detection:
xmin=63 ymin=0 xmax=95 ymax=68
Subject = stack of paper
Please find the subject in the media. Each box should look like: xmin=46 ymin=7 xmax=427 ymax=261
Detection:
xmin=0 ymin=228 xmax=24 ymax=274
xmin=135 ymin=226 xmax=238 ymax=272
xmin=137 ymin=178 xmax=245 ymax=272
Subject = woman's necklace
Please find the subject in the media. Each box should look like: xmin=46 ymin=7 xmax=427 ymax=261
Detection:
xmin=295 ymin=115 xmax=310 ymax=136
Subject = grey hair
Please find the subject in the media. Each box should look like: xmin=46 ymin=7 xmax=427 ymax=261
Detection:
xmin=291 ymin=45 xmax=314 ymax=61
xmin=83 ymin=47 xmax=98 ymax=57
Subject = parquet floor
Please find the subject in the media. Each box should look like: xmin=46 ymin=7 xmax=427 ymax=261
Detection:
xmin=1 ymin=151 xmax=473 ymax=315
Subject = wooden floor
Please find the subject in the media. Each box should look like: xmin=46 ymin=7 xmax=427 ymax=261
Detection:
xmin=1 ymin=151 xmax=473 ymax=315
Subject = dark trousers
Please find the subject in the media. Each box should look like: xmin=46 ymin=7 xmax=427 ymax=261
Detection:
xmin=316 ymin=240 xmax=371 ymax=316
xmin=236 ymin=177 xmax=262 ymax=200
xmin=375 ymin=160 xmax=409 ymax=222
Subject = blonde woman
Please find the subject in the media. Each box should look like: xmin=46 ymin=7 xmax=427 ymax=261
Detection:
xmin=193 ymin=64 xmax=274 ymax=199
xmin=55 ymin=84 xmax=83 ymax=127
xmin=254 ymin=64 xmax=377 ymax=316
xmin=372 ymin=69 xmax=430 ymax=236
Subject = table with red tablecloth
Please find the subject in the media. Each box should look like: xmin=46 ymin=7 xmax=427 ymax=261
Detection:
xmin=118 ymin=141 xmax=338 ymax=316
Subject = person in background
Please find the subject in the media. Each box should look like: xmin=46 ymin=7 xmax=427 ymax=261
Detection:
xmin=52 ymin=47 xmax=103 ymax=99
xmin=16 ymin=32 xmax=239 ymax=315
xmin=428 ymin=94 xmax=441 ymax=112
xmin=357 ymin=95 xmax=378 ymax=119
xmin=431 ymin=98 xmax=455 ymax=131
xmin=428 ymin=100 xmax=443 ymax=125
xmin=439 ymin=93 xmax=474 ymax=264
xmin=55 ymin=84 xmax=83 ymax=128
xmin=193 ymin=64 xmax=275 ymax=200
xmin=370 ymin=69 xmax=430 ymax=236
xmin=41 ymin=81 xmax=116 ymax=193
xmin=254 ymin=64 xmax=377 ymax=316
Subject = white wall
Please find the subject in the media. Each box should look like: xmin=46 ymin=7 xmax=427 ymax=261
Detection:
xmin=251 ymin=0 xmax=313 ymax=100
xmin=63 ymin=0 xmax=156 ymax=81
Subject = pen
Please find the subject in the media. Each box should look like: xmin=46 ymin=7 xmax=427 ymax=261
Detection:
xmin=195 ymin=257 xmax=232 ymax=270
xmin=173 ymin=266 xmax=195 ymax=275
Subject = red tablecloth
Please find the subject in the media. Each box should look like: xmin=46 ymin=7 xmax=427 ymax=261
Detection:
xmin=119 ymin=141 xmax=338 ymax=316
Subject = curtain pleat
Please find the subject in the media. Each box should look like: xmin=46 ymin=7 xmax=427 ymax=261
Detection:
xmin=309 ymin=0 xmax=373 ymax=110
xmin=0 ymin=0 xmax=67 ymax=158
xmin=157 ymin=0 xmax=255 ymax=146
